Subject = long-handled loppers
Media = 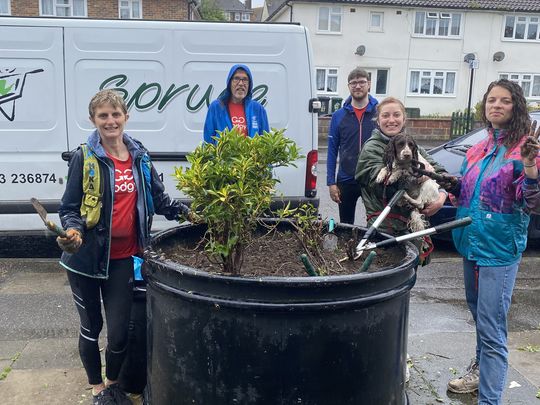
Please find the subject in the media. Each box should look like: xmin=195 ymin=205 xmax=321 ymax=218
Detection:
xmin=353 ymin=189 xmax=405 ymax=260
xmin=356 ymin=217 xmax=472 ymax=253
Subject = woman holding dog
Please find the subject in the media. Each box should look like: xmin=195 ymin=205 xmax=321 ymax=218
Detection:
xmin=355 ymin=96 xmax=448 ymax=265
xmin=446 ymin=79 xmax=540 ymax=404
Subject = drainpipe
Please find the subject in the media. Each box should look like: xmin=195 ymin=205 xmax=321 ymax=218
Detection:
xmin=286 ymin=1 xmax=293 ymax=22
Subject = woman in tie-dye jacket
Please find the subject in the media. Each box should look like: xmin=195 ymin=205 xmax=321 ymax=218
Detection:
xmin=446 ymin=79 xmax=540 ymax=404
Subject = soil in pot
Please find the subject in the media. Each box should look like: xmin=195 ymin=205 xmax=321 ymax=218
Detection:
xmin=155 ymin=224 xmax=408 ymax=277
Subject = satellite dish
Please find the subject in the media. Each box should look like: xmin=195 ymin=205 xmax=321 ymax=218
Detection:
xmin=355 ymin=45 xmax=366 ymax=56
xmin=493 ymin=51 xmax=505 ymax=62
xmin=463 ymin=53 xmax=476 ymax=63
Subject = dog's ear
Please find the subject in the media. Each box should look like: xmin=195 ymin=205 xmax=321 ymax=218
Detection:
xmin=384 ymin=137 xmax=396 ymax=169
xmin=409 ymin=135 xmax=419 ymax=161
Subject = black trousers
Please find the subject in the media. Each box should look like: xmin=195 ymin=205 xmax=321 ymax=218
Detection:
xmin=337 ymin=182 xmax=362 ymax=225
xmin=67 ymin=258 xmax=134 ymax=385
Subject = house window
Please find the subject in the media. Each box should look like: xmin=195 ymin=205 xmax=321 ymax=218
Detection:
xmin=234 ymin=12 xmax=241 ymax=21
xmin=500 ymin=73 xmax=540 ymax=98
xmin=504 ymin=15 xmax=540 ymax=41
xmin=318 ymin=7 xmax=342 ymax=33
xmin=316 ymin=68 xmax=338 ymax=93
xmin=414 ymin=11 xmax=461 ymax=37
xmin=366 ymin=69 xmax=389 ymax=95
xmin=41 ymin=0 xmax=86 ymax=17
xmin=242 ymin=13 xmax=250 ymax=22
xmin=119 ymin=0 xmax=142 ymax=19
xmin=408 ymin=70 xmax=456 ymax=96
xmin=0 ymin=0 xmax=10 ymax=15
xmin=369 ymin=11 xmax=384 ymax=32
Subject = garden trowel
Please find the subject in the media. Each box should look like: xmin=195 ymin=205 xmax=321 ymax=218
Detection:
xmin=30 ymin=197 xmax=67 ymax=237
xmin=322 ymin=218 xmax=338 ymax=251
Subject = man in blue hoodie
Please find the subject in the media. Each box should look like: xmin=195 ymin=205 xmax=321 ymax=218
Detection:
xmin=204 ymin=64 xmax=269 ymax=144
xmin=327 ymin=67 xmax=378 ymax=224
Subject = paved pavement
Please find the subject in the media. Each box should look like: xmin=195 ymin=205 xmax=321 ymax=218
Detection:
xmin=1 ymin=255 xmax=539 ymax=405
xmin=1 ymin=139 xmax=539 ymax=404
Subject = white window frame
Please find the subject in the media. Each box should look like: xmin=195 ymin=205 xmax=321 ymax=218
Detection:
xmin=40 ymin=0 xmax=87 ymax=17
xmin=234 ymin=12 xmax=241 ymax=21
xmin=366 ymin=68 xmax=389 ymax=96
xmin=316 ymin=67 xmax=338 ymax=95
xmin=503 ymin=15 xmax=540 ymax=42
xmin=369 ymin=11 xmax=384 ymax=32
xmin=242 ymin=12 xmax=250 ymax=22
xmin=499 ymin=72 xmax=540 ymax=99
xmin=317 ymin=6 xmax=342 ymax=34
xmin=408 ymin=69 xmax=457 ymax=97
xmin=119 ymin=0 xmax=142 ymax=20
xmin=413 ymin=10 xmax=462 ymax=38
xmin=0 ymin=0 xmax=10 ymax=15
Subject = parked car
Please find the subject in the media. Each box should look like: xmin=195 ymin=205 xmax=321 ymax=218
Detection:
xmin=428 ymin=111 xmax=540 ymax=240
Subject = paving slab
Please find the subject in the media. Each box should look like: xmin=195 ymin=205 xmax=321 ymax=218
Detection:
xmin=407 ymin=332 xmax=539 ymax=405
xmin=0 ymin=368 xmax=89 ymax=405
xmin=0 ymin=340 xmax=27 ymax=360
xmin=14 ymin=338 xmax=81 ymax=370
xmin=508 ymin=330 xmax=540 ymax=388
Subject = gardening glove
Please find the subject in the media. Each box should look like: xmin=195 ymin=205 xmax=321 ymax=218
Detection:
xmin=56 ymin=228 xmax=83 ymax=254
xmin=187 ymin=211 xmax=202 ymax=223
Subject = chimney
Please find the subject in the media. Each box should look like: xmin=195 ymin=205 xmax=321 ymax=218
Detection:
xmin=245 ymin=0 xmax=252 ymax=10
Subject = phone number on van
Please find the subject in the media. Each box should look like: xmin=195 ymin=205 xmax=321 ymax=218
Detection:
xmin=0 ymin=173 xmax=61 ymax=184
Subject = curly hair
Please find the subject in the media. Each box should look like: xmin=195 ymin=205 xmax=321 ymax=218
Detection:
xmin=480 ymin=79 xmax=530 ymax=148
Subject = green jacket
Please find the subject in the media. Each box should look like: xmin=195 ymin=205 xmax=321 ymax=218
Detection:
xmin=355 ymin=129 xmax=447 ymax=235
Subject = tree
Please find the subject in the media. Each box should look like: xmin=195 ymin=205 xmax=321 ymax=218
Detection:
xmin=199 ymin=0 xmax=227 ymax=21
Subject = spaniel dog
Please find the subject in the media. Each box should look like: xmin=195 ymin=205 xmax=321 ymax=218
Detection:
xmin=375 ymin=133 xmax=441 ymax=232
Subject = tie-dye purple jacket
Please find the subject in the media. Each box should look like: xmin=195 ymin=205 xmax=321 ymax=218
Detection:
xmin=452 ymin=128 xmax=540 ymax=266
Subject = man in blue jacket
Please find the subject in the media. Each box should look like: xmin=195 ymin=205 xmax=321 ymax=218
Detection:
xmin=327 ymin=67 xmax=378 ymax=224
xmin=204 ymin=64 xmax=269 ymax=144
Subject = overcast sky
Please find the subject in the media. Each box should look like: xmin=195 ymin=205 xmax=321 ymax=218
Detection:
xmin=251 ymin=0 xmax=264 ymax=8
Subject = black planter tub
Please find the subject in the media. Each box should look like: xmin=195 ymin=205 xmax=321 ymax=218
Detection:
xmin=145 ymin=222 xmax=418 ymax=405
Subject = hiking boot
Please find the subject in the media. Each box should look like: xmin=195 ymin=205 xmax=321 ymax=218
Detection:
xmin=126 ymin=392 xmax=144 ymax=405
xmin=106 ymin=383 xmax=132 ymax=405
xmin=92 ymin=388 xmax=116 ymax=405
xmin=447 ymin=359 xmax=479 ymax=393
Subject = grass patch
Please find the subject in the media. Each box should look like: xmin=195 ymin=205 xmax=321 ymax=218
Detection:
xmin=0 ymin=352 xmax=21 ymax=381
xmin=517 ymin=344 xmax=540 ymax=353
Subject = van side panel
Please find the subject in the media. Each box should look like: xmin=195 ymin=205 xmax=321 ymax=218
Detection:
xmin=0 ymin=19 xmax=317 ymax=233
xmin=0 ymin=25 xmax=67 ymax=219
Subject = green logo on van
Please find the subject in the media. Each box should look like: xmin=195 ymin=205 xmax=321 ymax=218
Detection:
xmin=100 ymin=74 xmax=268 ymax=113
xmin=0 ymin=68 xmax=44 ymax=121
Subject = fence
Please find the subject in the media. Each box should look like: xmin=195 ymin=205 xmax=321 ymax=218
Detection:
xmin=450 ymin=112 xmax=475 ymax=138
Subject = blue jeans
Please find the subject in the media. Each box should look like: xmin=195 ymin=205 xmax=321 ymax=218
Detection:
xmin=463 ymin=258 xmax=519 ymax=405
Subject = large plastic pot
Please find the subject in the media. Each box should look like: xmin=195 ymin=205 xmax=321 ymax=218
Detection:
xmin=145 ymin=221 xmax=418 ymax=405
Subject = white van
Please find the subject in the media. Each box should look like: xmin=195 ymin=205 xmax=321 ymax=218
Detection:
xmin=0 ymin=17 xmax=319 ymax=248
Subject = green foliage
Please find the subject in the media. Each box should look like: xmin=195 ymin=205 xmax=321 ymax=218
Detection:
xmin=199 ymin=0 xmax=227 ymax=21
xmin=517 ymin=344 xmax=540 ymax=352
xmin=174 ymin=127 xmax=300 ymax=274
xmin=473 ymin=101 xmax=483 ymax=121
xmin=287 ymin=204 xmax=333 ymax=276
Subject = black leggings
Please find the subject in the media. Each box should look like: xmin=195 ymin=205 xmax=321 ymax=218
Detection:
xmin=67 ymin=258 xmax=134 ymax=385
xmin=337 ymin=182 xmax=362 ymax=224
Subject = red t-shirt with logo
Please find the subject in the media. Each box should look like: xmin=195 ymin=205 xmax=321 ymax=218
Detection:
xmin=107 ymin=153 xmax=139 ymax=259
xmin=228 ymin=102 xmax=247 ymax=136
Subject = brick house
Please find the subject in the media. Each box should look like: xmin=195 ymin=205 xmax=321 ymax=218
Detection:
xmin=1 ymin=0 xmax=200 ymax=20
